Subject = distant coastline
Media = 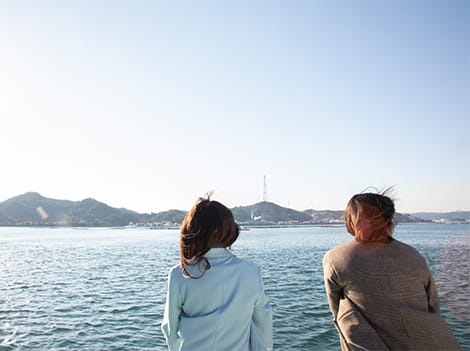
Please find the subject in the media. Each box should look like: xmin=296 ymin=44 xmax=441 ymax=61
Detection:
xmin=0 ymin=192 xmax=469 ymax=228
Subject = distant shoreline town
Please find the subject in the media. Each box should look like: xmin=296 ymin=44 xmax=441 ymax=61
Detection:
xmin=0 ymin=192 xmax=469 ymax=228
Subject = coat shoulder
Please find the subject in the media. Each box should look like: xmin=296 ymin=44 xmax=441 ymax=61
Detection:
xmin=323 ymin=240 xmax=356 ymax=263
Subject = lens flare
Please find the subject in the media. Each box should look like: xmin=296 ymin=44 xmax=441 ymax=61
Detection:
xmin=36 ymin=206 xmax=48 ymax=220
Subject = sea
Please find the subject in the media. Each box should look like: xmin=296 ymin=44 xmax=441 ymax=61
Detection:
xmin=0 ymin=223 xmax=468 ymax=350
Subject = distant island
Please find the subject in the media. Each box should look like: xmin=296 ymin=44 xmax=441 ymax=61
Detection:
xmin=0 ymin=192 xmax=468 ymax=228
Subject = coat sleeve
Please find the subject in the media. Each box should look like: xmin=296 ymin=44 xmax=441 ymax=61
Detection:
xmin=161 ymin=268 xmax=183 ymax=351
xmin=322 ymin=254 xmax=342 ymax=320
xmin=251 ymin=266 xmax=273 ymax=351
xmin=425 ymin=272 xmax=440 ymax=314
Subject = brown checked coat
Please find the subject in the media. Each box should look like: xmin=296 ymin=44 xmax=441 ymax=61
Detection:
xmin=323 ymin=238 xmax=461 ymax=351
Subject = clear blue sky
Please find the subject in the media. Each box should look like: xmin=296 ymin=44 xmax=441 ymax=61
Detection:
xmin=1 ymin=0 xmax=468 ymax=213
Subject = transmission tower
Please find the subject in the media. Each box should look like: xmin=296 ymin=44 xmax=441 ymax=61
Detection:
xmin=263 ymin=175 xmax=268 ymax=202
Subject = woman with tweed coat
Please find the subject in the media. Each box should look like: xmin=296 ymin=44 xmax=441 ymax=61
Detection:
xmin=323 ymin=192 xmax=461 ymax=351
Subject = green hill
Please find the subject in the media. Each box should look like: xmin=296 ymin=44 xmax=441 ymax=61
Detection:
xmin=0 ymin=192 xmax=439 ymax=227
xmin=149 ymin=210 xmax=187 ymax=224
xmin=0 ymin=192 xmax=142 ymax=226
xmin=232 ymin=201 xmax=312 ymax=224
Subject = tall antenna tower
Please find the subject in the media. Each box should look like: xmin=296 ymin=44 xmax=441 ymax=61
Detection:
xmin=263 ymin=175 xmax=268 ymax=202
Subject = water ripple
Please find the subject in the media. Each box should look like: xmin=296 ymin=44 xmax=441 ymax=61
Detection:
xmin=0 ymin=225 xmax=468 ymax=350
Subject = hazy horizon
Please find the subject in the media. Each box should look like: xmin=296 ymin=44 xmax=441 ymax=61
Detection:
xmin=2 ymin=190 xmax=469 ymax=214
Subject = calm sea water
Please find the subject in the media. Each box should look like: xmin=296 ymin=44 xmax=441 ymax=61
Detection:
xmin=0 ymin=223 xmax=468 ymax=350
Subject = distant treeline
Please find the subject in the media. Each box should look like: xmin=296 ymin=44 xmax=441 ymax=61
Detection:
xmin=0 ymin=192 xmax=467 ymax=227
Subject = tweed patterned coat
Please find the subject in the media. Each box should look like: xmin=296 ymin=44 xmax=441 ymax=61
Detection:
xmin=323 ymin=238 xmax=461 ymax=351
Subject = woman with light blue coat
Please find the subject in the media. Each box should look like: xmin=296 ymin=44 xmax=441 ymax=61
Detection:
xmin=161 ymin=198 xmax=273 ymax=351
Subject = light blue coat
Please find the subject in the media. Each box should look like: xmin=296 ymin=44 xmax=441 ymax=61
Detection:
xmin=161 ymin=248 xmax=273 ymax=351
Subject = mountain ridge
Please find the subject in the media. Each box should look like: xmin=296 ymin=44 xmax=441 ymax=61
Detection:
xmin=0 ymin=192 xmax=468 ymax=227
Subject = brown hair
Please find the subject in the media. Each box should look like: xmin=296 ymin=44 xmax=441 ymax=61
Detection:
xmin=345 ymin=192 xmax=395 ymax=243
xmin=179 ymin=198 xmax=240 ymax=278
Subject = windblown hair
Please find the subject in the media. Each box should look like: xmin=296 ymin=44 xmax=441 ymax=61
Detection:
xmin=345 ymin=191 xmax=395 ymax=243
xmin=179 ymin=198 xmax=239 ymax=278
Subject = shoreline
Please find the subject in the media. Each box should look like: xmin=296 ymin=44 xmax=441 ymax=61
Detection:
xmin=1 ymin=221 xmax=468 ymax=230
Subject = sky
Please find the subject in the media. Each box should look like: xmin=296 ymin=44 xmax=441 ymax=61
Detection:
xmin=0 ymin=0 xmax=469 ymax=214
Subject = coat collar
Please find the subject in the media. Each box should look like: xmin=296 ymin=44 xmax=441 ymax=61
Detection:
xmin=204 ymin=248 xmax=233 ymax=258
